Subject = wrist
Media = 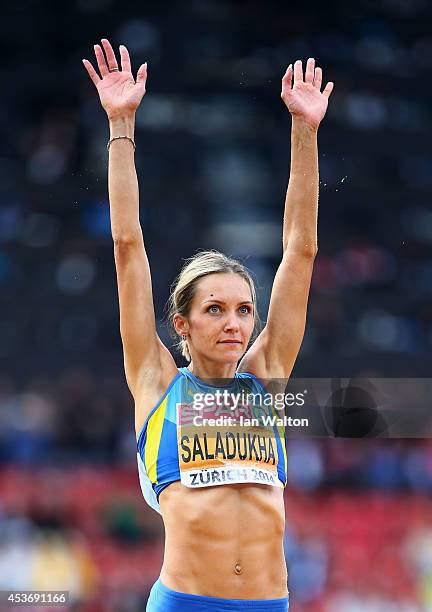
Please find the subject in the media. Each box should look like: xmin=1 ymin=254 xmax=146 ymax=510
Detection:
xmin=109 ymin=114 xmax=135 ymax=138
xmin=291 ymin=116 xmax=319 ymax=134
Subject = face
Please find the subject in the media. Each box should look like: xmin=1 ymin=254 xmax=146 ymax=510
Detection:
xmin=175 ymin=273 xmax=255 ymax=365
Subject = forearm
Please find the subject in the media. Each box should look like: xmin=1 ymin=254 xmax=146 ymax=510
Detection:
xmin=108 ymin=114 xmax=142 ymax=242
xmin=282 ymin=118 xmax=319 ymax=255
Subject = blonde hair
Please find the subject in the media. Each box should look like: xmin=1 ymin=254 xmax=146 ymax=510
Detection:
xmin=168 ymin=250 xmax=261 ymax=362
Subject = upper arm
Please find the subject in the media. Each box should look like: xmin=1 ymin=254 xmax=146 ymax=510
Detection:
xmin=113 ymin=233 xmax=177 ymax=397
xmin=239 ymin=249 xmax=316 ymax=379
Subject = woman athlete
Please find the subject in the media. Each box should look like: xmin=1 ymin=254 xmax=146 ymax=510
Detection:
xmin=83 ymin=39 xmax=333 ymax=612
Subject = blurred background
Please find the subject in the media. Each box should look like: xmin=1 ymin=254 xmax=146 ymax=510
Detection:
xmin=1 ymin=0 xmax=432 ymax=610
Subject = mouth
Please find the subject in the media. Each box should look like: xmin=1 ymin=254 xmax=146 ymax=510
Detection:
xmin=218 ymin=340 xmax=242 ymax=344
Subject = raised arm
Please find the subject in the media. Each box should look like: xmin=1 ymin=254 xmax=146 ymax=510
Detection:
xmin=240 ymin=58 xmax=333 ymax=380
xmin=82 ymin=40 xmax=177 ymax=414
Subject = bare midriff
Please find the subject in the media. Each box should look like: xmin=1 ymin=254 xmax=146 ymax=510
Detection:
xmin=159 ymin=481 xmax=288 ymax=599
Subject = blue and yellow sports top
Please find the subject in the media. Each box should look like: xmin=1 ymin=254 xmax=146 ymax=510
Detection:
xmin=137 ymin=367 xmax=287 ymax=514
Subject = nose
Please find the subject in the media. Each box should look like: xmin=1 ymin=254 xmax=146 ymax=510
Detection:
xmin=223 ymin=312 xmax=240 ymax=332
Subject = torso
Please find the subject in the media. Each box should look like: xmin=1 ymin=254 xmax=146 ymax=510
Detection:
xmin=135 ymin=364 xmax=289 ymax=598
xmin=159 ymin=481 xmax=288 ymax=599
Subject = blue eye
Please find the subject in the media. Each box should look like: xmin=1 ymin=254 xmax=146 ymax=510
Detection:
xmin=239 ymin=306 xmax=251 ymax=314
xmin=208 ymin=305 xmax=220 ymax=313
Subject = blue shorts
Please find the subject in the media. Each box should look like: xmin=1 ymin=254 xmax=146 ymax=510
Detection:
xmin=146 ymin=579 xmax=289 ymax=611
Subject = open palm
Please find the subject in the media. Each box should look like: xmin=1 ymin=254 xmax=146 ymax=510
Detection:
xmin=281 ymin=58 xmax=333 ymax=129
xmin=82 ymin=39 xmax=147 ymax=120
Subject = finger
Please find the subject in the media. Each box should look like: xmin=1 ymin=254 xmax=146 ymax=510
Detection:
xmin=314 ymin=67 xmax=322 ymax=91
xmin=136 ymin=62 xmax=147 ymax=87
xmin=305 ymin=57 xmax=315 ymax=84
xmin=82 ymin=59 xmax=101 ymax=86
xmin=281 ymin=64 xmax=293 ymax=89
xmin=101 ymin=38 xmax=119 ymax=72
xmin=120 ymin=45 xmax=132 ymax=73
xmin=293 ymin=60 xmax=303 ymax=85
xmin=94 ymin=44 xmax=109 ymax=77
xmin=323 ymin=82 xmax=334 ymax=99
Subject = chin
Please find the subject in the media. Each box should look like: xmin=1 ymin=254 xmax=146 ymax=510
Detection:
xmin=216 ymin=345 xmax=243 ymax=362
xmin=218 ymin=343 xmax=242 ymax=352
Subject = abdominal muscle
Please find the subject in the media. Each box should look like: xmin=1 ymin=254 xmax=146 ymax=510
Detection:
xmin=159 ymin=481 xmax=288 ymax=599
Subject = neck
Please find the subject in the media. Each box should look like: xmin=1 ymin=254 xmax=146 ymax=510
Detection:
xmin=187 ymin=359 xmax=237 ymax=383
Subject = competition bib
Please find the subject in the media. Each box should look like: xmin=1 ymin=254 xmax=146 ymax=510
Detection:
xmin=177 ymin=395 xmax=282 ymax=489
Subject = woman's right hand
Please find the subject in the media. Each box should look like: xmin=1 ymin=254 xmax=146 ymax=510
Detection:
xmin=83 ymin=39 xmax=147 ymax=120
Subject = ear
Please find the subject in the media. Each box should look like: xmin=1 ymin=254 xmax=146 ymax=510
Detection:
xmin=173 ymin=313 xmax=189 ymax=337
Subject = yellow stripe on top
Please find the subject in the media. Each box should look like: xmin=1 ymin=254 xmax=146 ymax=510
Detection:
xmin=144 ymin=395 xmax=168 ymax=484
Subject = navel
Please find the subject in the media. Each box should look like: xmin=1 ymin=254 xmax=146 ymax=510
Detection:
xmin=234 ymin=563 xmax=242 ymax=575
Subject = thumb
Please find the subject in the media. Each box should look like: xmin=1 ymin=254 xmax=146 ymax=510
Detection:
xmin=136 ymin=62 xmax=147 ymax=86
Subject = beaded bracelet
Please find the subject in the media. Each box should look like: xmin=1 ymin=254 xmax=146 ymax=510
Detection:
xmin=107 ymin=136 xmax=136 ymax=151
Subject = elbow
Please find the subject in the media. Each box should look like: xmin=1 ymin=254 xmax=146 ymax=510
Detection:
xmin=307 ymin=244 xmax=318 ymax=259
xmin=301 ymin=243 xmax=318 ymax=259
xmin=283 ymin=242 xmax=318 ymax=259
xmin=113 ymin=231 xmax=143 ymax=248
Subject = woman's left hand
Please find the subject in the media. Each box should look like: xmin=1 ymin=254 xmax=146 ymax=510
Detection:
xmin=281 ymin=58 xmax=334 ymax=130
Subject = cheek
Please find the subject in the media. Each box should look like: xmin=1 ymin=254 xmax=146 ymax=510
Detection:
xmin=245 ymin=319 xmax=255 ymax=338
xmin=190 ymin=315 xmax=215 ymax=336
xmin=242 ymin=314 xmax=254 ymax=329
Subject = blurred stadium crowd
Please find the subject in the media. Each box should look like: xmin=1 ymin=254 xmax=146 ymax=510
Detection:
xmin=1 ymin=0 xmax=432 ymax=610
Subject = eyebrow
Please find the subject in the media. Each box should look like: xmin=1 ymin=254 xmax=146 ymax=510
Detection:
xmin=202 ymin=299 xmax=253 ymax=305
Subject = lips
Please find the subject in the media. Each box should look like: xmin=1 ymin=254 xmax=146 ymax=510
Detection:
xmin=219 ymin=340 xmax=242 ymax=344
